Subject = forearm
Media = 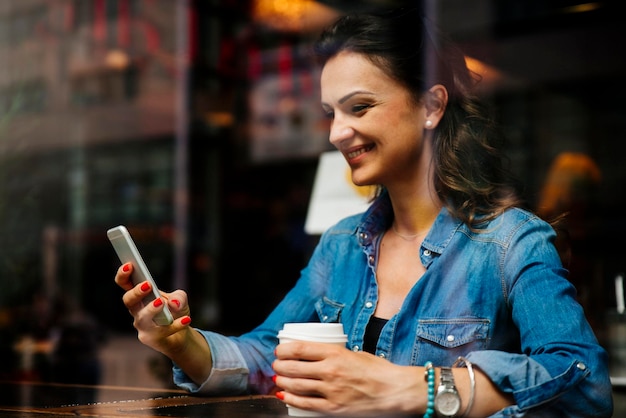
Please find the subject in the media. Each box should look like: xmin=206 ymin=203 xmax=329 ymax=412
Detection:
xmin=163 ymin=327 xmax=213 ymax=386
xmin=394 ymin=364 xmax=513 ymax=417
xmin=451 ymin=366 xmax=513 ymax=418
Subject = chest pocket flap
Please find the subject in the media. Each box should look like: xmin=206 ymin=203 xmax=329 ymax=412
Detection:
xmin=315 ymin=297 xmax=344 ymax=323
xmin=417 ymin=319 xmax=490 ymax=348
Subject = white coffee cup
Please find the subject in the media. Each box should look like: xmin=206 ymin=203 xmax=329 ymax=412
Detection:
xmin=277 ymin=323 xmax=348 ymax=417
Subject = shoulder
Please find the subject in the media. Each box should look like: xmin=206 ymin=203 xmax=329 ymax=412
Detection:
xmin=307 ymin=212 xmax=366 ymax=266
xmin=323 ymin=212 xmax=363 ymax=236
xmin=499 ymin=207 xmax=553 ymax=233
xmin=495 ymin=207 xmax=542 ymax=226
xmin=464 ymin=207 xmax=555 ymax=243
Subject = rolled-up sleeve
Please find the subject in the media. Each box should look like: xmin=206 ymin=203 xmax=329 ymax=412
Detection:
xmin=467 ymin=350 xmax=611 ymax=416
xmin=173 ymin=329 xmax=249 ymax=394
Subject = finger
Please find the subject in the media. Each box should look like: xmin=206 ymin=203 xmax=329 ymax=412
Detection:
xmin=273 ymin=357 xmax=325 ymax=380
xmin=133 ymin=295 xmax=185 ymax=330
xmin=274 ymin=373 xmax=324 ymax=396
xmin=135 ymin=303 xmax=192 ymax=334
xmin=133 ymin=301 xmax=160 ymax=330
xmin=122 ymin=280 xmax=153 ymax=311
xmin=115 ymin=262 xmax=134 ymax=290
xmin=277 ymin=391 xmax=331 ymax=414
xmin=275 ymin=341 xmax=339 ymax=361
xmin=147 ymin=295 xmax=193 ymax=326
xmin=166 ymin=289 xmax=191 ymax=316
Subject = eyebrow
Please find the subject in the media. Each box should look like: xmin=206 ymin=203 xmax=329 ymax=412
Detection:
xmin=339 ymin=90 xmax=374 ymax=104
xmin=322 ymin=90 xmax=375 ymax=107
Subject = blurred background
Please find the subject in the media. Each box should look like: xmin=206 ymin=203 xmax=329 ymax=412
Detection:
xmin=1 ymin=0 xmax=625 ymax=397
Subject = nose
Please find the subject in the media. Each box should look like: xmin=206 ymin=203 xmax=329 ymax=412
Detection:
xmin=328 ymin=118 xmax=354 ymax=147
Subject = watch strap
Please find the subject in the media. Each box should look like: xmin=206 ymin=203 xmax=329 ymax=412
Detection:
xmin=435 ymin=366 xmax=461 ymax=417
xmin=440 ymin=367 xmax=454 ymax=386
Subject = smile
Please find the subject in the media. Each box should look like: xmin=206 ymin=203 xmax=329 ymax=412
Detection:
xmin=347 ymin=144 xmax=374 ymax=159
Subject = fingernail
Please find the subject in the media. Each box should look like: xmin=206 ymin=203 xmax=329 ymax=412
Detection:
xmin=272 ymin=375 xmax=277 ymax=383
xmin=141 ymin=282 xmax=150 ymax=292
xmin=153 ymin=298 xmax=163 ymax=307
xmin=181 ymin=316 xmax=191 ymax=325
xmin=171 ymin=299 xmax=180 ymax=308
xmin=275 ymin=391 xmax=285 ymax=400
xmin=123 ymin=263 xmax=131 ymax=272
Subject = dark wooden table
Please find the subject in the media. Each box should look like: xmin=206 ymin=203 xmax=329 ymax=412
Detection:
xmin=0 ymin=380 xmax=292 ymax=417
xmin=5 ymin=380 xmax=624 ymax=417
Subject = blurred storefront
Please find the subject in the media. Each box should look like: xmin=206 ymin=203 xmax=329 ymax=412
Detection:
xmin=1 ymin=0 xmax=625 ymax=387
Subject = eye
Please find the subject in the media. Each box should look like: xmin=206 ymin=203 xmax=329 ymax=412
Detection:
xmin=351 ymin=104 xmax=372 ymax=113
xmin=322 ymin=107 xmax=334 ymax=119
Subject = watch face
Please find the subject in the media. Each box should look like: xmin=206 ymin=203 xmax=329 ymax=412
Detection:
xmin=434 ymin=390 xmax=461 ymax=415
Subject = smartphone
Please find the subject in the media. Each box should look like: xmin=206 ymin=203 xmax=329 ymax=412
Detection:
xmin=107 ymin=225 xmax=174 ymax=326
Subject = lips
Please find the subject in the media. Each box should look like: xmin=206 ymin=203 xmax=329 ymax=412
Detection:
xmin=346 ymin=144 xmax=374 ymax=160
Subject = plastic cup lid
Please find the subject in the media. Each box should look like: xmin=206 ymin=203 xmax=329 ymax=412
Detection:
xmin=281 ymin=323 xmax=345 ymax=337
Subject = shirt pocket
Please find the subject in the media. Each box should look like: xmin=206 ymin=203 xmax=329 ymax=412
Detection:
xmin=315 ymin=296 xmax=345 ymax=323
xmin=417 ymin=318 xmax=490 ymax=351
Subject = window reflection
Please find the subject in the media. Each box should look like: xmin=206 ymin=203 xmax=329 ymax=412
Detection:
xmin=0 ymin=1 xmax=625 ymax=408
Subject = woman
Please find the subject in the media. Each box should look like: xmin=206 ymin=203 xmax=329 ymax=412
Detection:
xmin=115 ymin=7 xmax=613 ymax=417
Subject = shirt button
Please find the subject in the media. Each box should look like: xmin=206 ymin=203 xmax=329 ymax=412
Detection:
xmin=446 ymin=335 xmax=455 ymax=342
xmin=368 ymin=255 xmax=374 ymax=263
xmin=577 ymin=362 xmax=587 ymax=371
xmin=378 ymin=353 xmax=386 ymax=359
xmin=365 ymin=301 xmax=373 ymax=308
xmin=423 ymin=249 xmax=431 ymax=257
xmin=352 ymin=345 xmax=360 ymax=352
xmin=322 ymin=315 xmax=328 ymax=321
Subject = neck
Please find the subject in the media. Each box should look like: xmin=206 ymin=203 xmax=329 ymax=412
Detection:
xmin=391 ymin=222 xmax=428 ymax=241
xmin=387 ymin=187 xmax=442 ymax=237
xmin=384 ymin=145 xmax=442 ymax=236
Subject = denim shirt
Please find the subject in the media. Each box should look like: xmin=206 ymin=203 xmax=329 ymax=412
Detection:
xmin=174 ymin=192 xmax=613 ymax=417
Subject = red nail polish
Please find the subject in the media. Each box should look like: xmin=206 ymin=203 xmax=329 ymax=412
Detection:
xmin=171 ymin=299 xmax=180 ymax=308
xmin=276 ymin=391 xmax=285 ymax=401
xmin=123 ymin=263 xmax=131 ymax=272
xmin=141 ymin=282 xmax=150 ymax=292
xmin=272 ymin=375 xmax=277 ymax=383
xmin=181 ymin=316 xmax=191 ymax=325
xmin=153 ymin=298 xmax=163 ymax=307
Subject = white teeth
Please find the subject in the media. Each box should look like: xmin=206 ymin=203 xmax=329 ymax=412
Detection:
xmin=347 ymin=146 xmax=372 ymax=159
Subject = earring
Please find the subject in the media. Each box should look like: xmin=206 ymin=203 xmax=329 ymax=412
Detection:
xmin=425 ymin=120 xmax=433 ymax=128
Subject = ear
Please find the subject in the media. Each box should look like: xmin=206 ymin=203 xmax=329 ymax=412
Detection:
xmin=423 ymin=84 xmax=448 ymax=129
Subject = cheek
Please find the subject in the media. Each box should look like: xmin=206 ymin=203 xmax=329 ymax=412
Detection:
xmin=380 ymin=115 xmax=423 ymax=150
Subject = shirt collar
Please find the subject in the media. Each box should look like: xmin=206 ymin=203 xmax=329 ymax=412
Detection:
xmin=357 ymin=190 xmax=463 ymax=255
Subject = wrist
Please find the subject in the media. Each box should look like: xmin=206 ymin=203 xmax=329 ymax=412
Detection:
xmin=423 ymin=362 xmax=436 ymax=418
xmin=434 ymin=366 xmax=461 ymax=417
xmin=166 ymin=328 xmax=213 ymax=385
xmin=381 ymin=362 xmax=433 ymax=414
xmin=453 ymin=357 xmax=475 ymax=418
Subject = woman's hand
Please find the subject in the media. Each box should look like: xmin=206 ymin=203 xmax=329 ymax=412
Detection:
xmin=272 ymin=341 xmax=424 ymax=416
xmin=114 ymin=263 xmax=212 ymax=385
xmin=115 ymin=262 xmax=191 ymax=354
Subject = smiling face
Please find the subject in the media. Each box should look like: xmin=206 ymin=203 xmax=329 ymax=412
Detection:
xmin=320 ymin=51 xmax=431 ymax=189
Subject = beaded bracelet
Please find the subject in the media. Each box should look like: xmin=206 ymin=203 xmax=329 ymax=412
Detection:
xmin=453 ymin=356 xmax=475 ymax=418
xmin=423 ymin=361 xmax=435 ymax=418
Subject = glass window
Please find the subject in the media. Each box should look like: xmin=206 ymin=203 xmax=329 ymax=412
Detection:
xmin=0 ymin=1 xmax=624 ymax=411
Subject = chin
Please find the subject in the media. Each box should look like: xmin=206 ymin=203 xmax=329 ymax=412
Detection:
xmin=351 ymin=176 xmax=374 ymax=187
xmin=349 ymin=168 xmax=378 ymax=187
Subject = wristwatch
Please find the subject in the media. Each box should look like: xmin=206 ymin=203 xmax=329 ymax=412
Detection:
xmin=434 ymin=367 xmax=461 ymax=417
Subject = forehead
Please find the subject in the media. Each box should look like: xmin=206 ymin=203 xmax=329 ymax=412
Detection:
xmin=320 ymin=51 xmax=405 ymax=103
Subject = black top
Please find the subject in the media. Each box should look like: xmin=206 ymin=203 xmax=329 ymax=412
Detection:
xmin=363 ymin=316 xmax=389 ymax=354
